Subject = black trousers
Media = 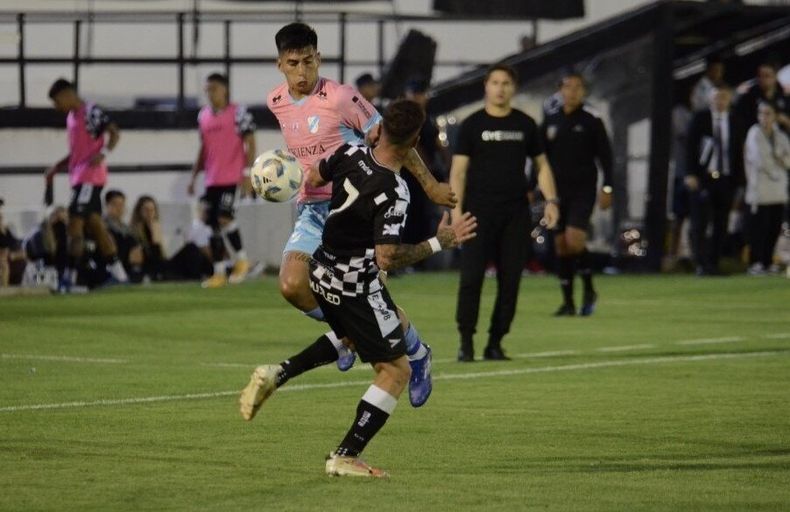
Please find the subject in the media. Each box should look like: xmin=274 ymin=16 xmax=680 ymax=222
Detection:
xmin=456 ymin=203 xmax=530 ymax=344
xmin=748 ymin=204 xmax=784 ymax=267
xmin=690 ymin=179 xmax=733 ymax=271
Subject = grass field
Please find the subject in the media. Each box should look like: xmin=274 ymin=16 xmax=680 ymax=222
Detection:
xmin=1 ymin=273 xmax=789 ymax=511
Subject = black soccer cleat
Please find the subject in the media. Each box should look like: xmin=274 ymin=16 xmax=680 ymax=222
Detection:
xmin=483 ymin=346 xmax=511 ymax=361
xmin=457 ymin=346 xmax=475 ymax=362
xmin=553 ymin=303 xmax=576 ymax=317
xmin=580 ymin=292 xmax=598 ymax=317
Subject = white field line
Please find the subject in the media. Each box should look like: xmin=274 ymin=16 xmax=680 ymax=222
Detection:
xmin=1 ymin=354 xmax=128 ymax=364
xmin=675 ymin=336 xmax=744 ymax=346
xmin=763 ymin=333 xmax=790 ymax=340
xmin=1 ymin=350 xmax=784 ymax=413
xmin=596 ymin=344 xmax=656 ymax=352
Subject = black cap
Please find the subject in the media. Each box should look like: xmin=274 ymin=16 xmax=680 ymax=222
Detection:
xmin=355 ymin=73 xmax=378 ymax=88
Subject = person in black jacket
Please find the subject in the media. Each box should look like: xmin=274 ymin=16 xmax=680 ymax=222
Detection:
xmin=685 ymin=86 xmax=745 ymax=276
xmin=541 ymin=73 xmax=613 ymax=316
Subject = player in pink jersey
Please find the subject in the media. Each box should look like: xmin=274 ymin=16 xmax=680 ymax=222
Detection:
xmin=44 ymin=79 xmax=128 ymax=291
xmin=188 ymin=73 xmax=257 ymax=288
xmin=252 ymin=23 xmax=455 ymax=410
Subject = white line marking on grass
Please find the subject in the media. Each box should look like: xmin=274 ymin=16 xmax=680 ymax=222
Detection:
xmin=596 ymin=344 xmax=655 ymax=352
xmin=2 ymin=350 xmax=784 ymax=413
xmin=675 ymin=336 xmax=744 ymax=346
xmin=513 ymin=350 xmax=580 ymax=358
xmin=763 ymin=333 xmax=790 ymax=340
xmin=1 ymin=354 xmax=128 ymax=364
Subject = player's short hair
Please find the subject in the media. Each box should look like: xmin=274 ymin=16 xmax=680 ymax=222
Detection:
xmin=275 ymin=23 xmax=318 ymax=54
xmin=48 ymin=78 xmax=75 ymax=100
xmin=206 ymin=73 xmax=229 ymax=87
xmin=757 ymin=100 xmax=777 ymax=114
xmin=104 ymin=189 xmax=125 ymax=204
xmin=484 ymin=63 xmax=518 ymax=84
xmin=560 ymin=72 xmax=587 ymax=89
xmin=382 ymin=100 xmax=425 ymax=146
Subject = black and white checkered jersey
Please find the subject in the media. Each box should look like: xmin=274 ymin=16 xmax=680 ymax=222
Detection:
xmin=312 ymin=143 xmax=410 ymax=296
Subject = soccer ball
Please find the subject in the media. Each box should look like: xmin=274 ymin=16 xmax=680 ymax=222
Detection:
xmin=249 ymin=149 xmax=303 ymax=202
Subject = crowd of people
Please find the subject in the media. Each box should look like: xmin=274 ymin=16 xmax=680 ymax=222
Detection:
xmin=669 ymin=57 xmax=790 ymax=276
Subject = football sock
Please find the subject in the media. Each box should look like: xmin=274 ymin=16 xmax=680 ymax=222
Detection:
xmin=277 ymin=334 xmax=339 ymax=387
xmin=222 ymin=222 xmax=244 ymax=253
xmin=212 ymin=261 xmax=225 ymax=277
xmin=578 ymin=250 xmax=595 ymax=298
xmin=210 ymin=234 xmax=225 ymax=263
xmin=404 ymin=324 xmax=427 ymax=361
xmin=558 ymin=256 xmax=576 ymax=306
xmin=304 ymin=307 xmax=325 ymax=322
xmin=335 ymin=385 xmax=396 ymax=457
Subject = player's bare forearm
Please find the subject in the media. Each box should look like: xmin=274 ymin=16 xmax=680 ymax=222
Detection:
xmin=449 ymin=155 xmax=469 ymax=221
xmin=404 ymin=149 xmax=457 ymax=208
xmin=535 ymin=155 xmax=558 ymax=201
xmin=375 ymin=242 xmax=433 ymax=272
xmin=106 ymin=123 xmax=120 ymax=151
xmin=244 ymin=133 xmax=257 ymax=166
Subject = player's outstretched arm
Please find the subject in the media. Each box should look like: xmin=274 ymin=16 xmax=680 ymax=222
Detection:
xmin=44 ymin=155 xmax=69 ymax=183
xmin=403 ymin=148 xmax=457 ymax=208
xmin=533 ymin=154 xmax=560 ymax=229
xmin=187 ymin=143 xmax=205 ymax=196
xmin=106 ymin=122 xmax=120 ymax=151
xmin=449 ymin=155 xmax=470 ymax=223
xmin=304 ymin=165 xmax=327 ymax=188
xmin=375 ymin=211 xmax=477 ymax=271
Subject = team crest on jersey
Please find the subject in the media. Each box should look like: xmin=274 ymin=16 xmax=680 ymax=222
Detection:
xmin=308 ymin=115 xmax=320 ymax=134
xmin=546 ymin=125 xmax=557 ymax=141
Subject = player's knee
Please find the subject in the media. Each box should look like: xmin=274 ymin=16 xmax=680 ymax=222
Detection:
xmin=279 ymin=272 xmax=309 ymax=303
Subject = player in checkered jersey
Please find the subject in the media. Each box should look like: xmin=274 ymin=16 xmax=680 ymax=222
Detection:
xmin=239 ymin=100 xmax=477 ymax=478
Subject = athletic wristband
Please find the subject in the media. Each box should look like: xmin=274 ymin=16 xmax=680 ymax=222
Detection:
xmin=427 ymin=237 xmax=442 ymax=254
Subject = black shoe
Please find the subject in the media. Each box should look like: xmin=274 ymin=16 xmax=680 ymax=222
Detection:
xmin=457 ymin=347 xmax=475 ymax=362
xmin=483 ymin=346 xmax=511 ymax=361
xmin=580 ymin=292 xmax=597 ymax=316
xmin=554 ymin=303 xmax=576 ymax=316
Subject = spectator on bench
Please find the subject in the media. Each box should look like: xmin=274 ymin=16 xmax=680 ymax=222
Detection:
xmin=104 ymin=189 xmax=144 ymax=282
xmin=131 ymin=195 xmax=166 ymax=281
xmin=23 ymin=205 xmax=68 ymax=286
xmin=0 ymin=198 xmax=27 ymax=286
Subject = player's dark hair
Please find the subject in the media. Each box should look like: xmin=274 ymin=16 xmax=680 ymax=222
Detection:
xmin=48 ymin=78 xmax=75 ymax=100
xmin=206 ymin=73 xmax=229 ymax=87
xmin=560 ymin=72 xmax=587 ymax=89
xmin=758 ymin=60 xmax=779 ymax=72
xmin=756 ymin=100 xmax=777 ymax=114
xmin=275 ymin=23 xmax=318 ymax=54
xmin=382 ymin=100 xmax=425 ymax=146
xmin=104 ymin=189 xmax=125 ymax=204
xmin=484 ymin=63 xmax=518 ymax=84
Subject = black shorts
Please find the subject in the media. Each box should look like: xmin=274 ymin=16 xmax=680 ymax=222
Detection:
xmin=205 ymin=185 xmax=237 ymax=228
xmin=556 ymin=192 xmax=596 ymax=232
xmin=309 ymin=261 xmax=406 ymax=364
xmin=69 ymin=184 xmax=103 ymax=218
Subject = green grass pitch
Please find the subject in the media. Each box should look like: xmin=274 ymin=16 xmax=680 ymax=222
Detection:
xmin=1 ymin=273 xmax=789 ymax=511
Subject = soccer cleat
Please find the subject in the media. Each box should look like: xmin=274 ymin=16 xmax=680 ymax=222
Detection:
xmin=336 ymin=344 xmax=356 ymax=372
xmin=553 ymin=303 xmax=576 ymax=317
xmin=483 ymin=346 xmax=511 ymax=361
xmin=408 ymin=344 xmax=432 ymax=407
xmin=325 ymin=452 xmax=389 ymax=479
xmin=239 ymin=365 xmax=279 ymax=421
xmin=228 ymin=259 xmax=250 ymax=284
xmin=201 ymin=273 xmax=228 ymax=289
xmin=457 ymin=346 xmax=474 ymax=362
xmin=580 ymin=291 xmax=598 ymax=316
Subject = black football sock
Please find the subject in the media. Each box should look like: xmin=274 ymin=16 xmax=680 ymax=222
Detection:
xmin=276 ymin=334 xmax=339 ymax=387
xmin=578 ymin=250 xmax=595 ymax=299
xmin=209 ymin=233 xmax=225 ymax=262
xmin=335 ymin=385 xmax=397 ymax=458
xmin=558 ymin=256 xmax=576 ymax=306
xmin=225 ymin=228 xmax=243 ymax=252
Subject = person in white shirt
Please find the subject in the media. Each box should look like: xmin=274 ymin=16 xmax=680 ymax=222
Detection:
xmin=744 ymin=101 xmax=790 ymax=274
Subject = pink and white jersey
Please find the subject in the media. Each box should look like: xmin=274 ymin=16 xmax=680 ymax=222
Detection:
xmin=267 ymin=77 xmax=381 ymax=203
xmin=66 ymin=102 xmax=110 ymax=187
xmin=198 ymin=103 xmax=256 ymax=187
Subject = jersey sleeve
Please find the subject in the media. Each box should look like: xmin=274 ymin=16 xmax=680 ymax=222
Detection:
xmin=525 ymin=117 xmax=545 ymax=157
xmin=373 ymin=185 xmax=408 ymax=245
xmin=235 ymin=104 xmax=256 ymax=135
xmin=453 ymin=116 xmax=475 ymax=156
xmin=86 ymin=104 xmax=111 ymax=139
xmin=338 ymin=85 xmax=382 ymax=136
xmin=318 ymin=144 xmax=351 ymax=182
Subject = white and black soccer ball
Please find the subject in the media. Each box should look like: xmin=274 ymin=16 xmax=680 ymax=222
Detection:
xmin=250 ymin=149 xmax=303 ymax=202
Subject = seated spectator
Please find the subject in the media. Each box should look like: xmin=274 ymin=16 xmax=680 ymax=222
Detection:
xmin=0 ymin=198 xmax=27 ymax=286
xmin=744 ymin=102 xmax=790 ymax=275
xmin=166 ymin=196 xmax=214 ymax=280
xmin=23 ymin=206 xmax=68 ymax=286
xmin=104 ymin=189 xmax=144 ymax=282
xmin=131 ymin=195 xmax=166 ymax=281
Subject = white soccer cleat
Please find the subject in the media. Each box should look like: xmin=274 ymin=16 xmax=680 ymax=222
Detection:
xmin=239 ymin=365 xmax=279 ymax=421
xmin=325 ymin=451 xmax=390 ymax=479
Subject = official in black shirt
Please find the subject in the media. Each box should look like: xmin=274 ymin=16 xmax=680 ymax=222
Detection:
xmin=541 ymin=73 xmax=613 ymax=316
xmin=450 ymin=63 xmax=559 ymax=362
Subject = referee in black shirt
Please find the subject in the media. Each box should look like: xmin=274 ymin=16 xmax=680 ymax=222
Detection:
xmin=450 ymin=63 xmax=559 ymax=362
xmin=542 ymin=73 xmax=613 ymax=316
